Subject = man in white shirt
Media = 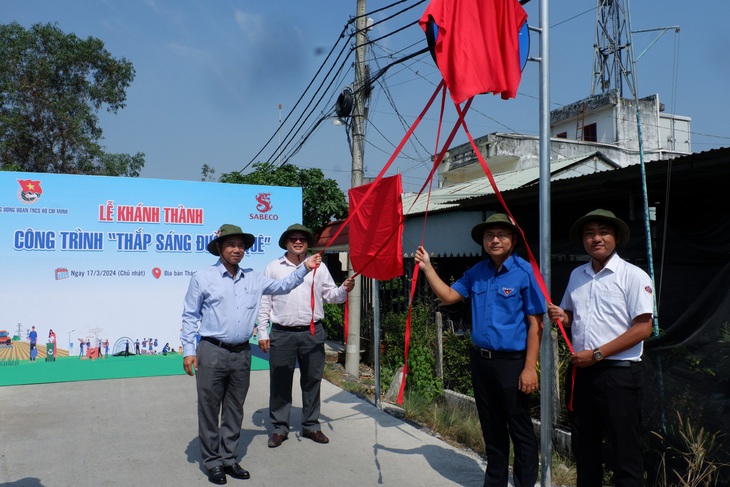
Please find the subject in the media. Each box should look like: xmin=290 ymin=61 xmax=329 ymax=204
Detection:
xmin=548 ymin=209 xmax=654 ymax=487
xmin=257 ymin=224 xmax=354 ymax=448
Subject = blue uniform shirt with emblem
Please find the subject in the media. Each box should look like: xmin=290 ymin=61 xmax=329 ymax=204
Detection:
xmin=451 ymin=254 xmax=545 ymax=351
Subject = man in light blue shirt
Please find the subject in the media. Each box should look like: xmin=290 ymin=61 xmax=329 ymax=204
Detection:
xmin=181 ymin=224 xmax=321 ymax=485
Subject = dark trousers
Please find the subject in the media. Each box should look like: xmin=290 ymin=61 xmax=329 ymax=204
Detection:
xmin=269 ymin=323 xmax=326 ymax=436
xmin=195 ymin=339 xmax=251 ymax=470
xmin=470 ymin=347 xmax=538 ymax=487
xmin=567 ymin=362 xmax=644 ymax=487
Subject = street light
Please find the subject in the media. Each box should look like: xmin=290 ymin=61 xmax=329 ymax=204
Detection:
xmin=68 ymin=329 xmax=75 ymax=351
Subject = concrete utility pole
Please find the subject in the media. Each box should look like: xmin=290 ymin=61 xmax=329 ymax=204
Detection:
xmin=345 ymin=0 xmax=368 ymax=377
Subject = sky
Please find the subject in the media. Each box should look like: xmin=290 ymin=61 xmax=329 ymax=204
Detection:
xmin=3 ymin=0 xmax=729 ymax=194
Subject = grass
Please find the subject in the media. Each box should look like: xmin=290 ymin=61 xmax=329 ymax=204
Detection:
xmin=650 ymin=412 xmax=729 ymax=486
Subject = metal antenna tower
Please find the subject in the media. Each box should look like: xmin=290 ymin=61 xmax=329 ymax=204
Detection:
xmin=591 ymin=0 xmax=634 ymax=97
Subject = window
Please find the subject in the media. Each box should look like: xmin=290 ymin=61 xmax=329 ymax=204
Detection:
xmin=556 ymin=132 xmax=567 ymax=139
xmin=583 ymin=123 xmax=597 ymax=142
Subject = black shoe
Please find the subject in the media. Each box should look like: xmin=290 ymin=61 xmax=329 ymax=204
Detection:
xmin=207 ymin=466 xmax=227 ymax=485
xmin=302 ymin=430 xmax=329 ymax=444
xmin=223 ymin=463 xmax=250 ymax=480
xmin=268 ymin=433 xmax=288 ymax=448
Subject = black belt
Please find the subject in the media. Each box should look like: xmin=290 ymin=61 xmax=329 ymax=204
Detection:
xmin=272 ymin=322 xmax=321 ymax=332
xmin=473 ymin=346 xmax=526 ymax=360
xmin=593 ymin=359 xmax=634 ymax=368
xmin=200 ymin=336 xmax=249 ymax=352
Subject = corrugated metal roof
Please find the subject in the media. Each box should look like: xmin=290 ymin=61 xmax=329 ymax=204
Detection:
xmin=402 ymin=152 xmax=618 ymax=215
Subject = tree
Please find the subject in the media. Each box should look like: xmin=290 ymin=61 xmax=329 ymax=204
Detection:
xmin=0 ymin=22 xmax=144 ymax=176
xmin=219 ymin=162 xmax=348 ymax=234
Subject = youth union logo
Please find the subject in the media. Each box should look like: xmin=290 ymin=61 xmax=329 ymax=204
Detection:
xmin=17 ymin=179 xmax=43 ymax=204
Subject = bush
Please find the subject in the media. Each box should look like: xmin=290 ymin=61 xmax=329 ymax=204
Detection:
xmin=442 ymin=330 xmax=473 ymax=395
xmin=381 ymin=301 xmax=443 ymax=403
xmin=322 ymin=302 xmax=344 ymax=341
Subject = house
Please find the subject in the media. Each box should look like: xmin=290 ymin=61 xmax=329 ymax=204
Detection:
xmin=436 ymin=89 xmax=691 ymax=189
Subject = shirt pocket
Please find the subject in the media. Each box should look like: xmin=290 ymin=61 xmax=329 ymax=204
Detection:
xmin=472 ymin=284 xmax=488 ymax=321
xmin=243 ymin=290 xmax=260 ymax=309
xmin=597 ymin=290 xmax=626 ymax=317
xmin=497 ymin=286 xmax=518 ymax=299
xmin=495 ymin=286 xmax=520 ymax=322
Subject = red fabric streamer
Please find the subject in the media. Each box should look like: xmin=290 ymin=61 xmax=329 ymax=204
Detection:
xmin=309 ymin=267 xmax=317 ymax=334
xmin=396 ymin=94 xmax=475 ymax=405
xmin=420 ymin=0 xmax=527 ymax=103
xmin=343 ymin=299 xmax=349 ymax=345
xmin=313 ymin=81 xmax=445 ymax=346
xmin=348 ymin=175 xmax=404 ymax=281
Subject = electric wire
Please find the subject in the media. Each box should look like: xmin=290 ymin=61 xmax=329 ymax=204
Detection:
xmin=243 ymin=0 xmax=424 ymax=174
xmin=267 ymin=40 xmax=354 ymax=167
xmin=656 ymin=28 xmax=682 ymax=308
xmin=238 ymin=22 xmax=351 ymax=173
xmin=272 ymin=9 xmax=428 ymax=169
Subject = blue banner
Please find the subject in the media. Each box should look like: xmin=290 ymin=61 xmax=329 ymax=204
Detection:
xmin=0 ymin=172 xmax=302 ymax=356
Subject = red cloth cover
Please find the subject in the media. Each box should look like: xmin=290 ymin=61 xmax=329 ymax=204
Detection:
xmin=348 ymin=175 xmax=404 ymax=280
xmin=420 ymin=0 xmax=527 ymax=103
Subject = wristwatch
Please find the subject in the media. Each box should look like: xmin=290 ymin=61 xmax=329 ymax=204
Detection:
xmin=593 ymin=347 xmax=604 ymax=361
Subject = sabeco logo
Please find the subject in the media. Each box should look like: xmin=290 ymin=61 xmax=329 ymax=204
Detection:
xmin=250 ymin=192 xmax=279 ymax=221
xmin=255 ymin=193 xmax=272 ymax=213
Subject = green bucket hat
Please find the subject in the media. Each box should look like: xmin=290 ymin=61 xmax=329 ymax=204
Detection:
xmin=207 ymin=224 xmax=255 ymax=256
xmin=278 ymin=223 xmax=316 ymax=249
xmin=470 ymin=213 xmax=520 ymax=245
xmin=569 ymin=209 xmax=630 ymax=247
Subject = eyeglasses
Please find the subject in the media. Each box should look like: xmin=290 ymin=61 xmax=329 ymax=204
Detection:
xmin=484 ymin=233 xmax=512 ymax=241
xmin=288 ymin=236 xmax=308 ymax=243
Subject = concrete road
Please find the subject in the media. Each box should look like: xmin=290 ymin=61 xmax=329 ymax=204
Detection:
xmin=0 ymin=370 xmax=489 ymax=486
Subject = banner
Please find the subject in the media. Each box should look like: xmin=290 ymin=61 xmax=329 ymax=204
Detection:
xmin=348 ymin=174 xmax=404 ymax=280
xmin=0 ymin=172 xmax=301 ymax=356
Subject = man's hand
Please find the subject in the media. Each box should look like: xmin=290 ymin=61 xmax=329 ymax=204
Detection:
xmin=342 ymin=277 xmax=355 ymax=293
xmin=183 ymin=355 xmax=197 ymax=376
xmin=305 ymin=253 xmax=322 ymax=271
xmin=571 ymin=349 xmax=596 ymax=368
xmin=258 ymin=339 xmax=271 ymax=353
xmin=547 ymin=303 xmax=565 ymax=323
xmin=414 ymin=246 xmax=431 ymax=270
xmin=518 ymin=367 xmax=539 ymax=394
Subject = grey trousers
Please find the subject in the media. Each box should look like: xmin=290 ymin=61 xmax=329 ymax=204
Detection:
xmin=195 ymin=339 xmax=251 ymax=470
xmin=269 ymin=323 xmax=326 ymax=436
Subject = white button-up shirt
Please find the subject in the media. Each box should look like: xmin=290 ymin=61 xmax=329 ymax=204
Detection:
xmin=257 ymin=255 xmax=348 ymax=340
xmin=560 ymin=253 xmax=654 ymax=361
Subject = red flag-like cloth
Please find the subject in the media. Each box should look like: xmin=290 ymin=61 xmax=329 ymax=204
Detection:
xmin=348 ymin=175 xmax=404 ymax=280
xmin=420 ymin=0 xmax=527 ymax=103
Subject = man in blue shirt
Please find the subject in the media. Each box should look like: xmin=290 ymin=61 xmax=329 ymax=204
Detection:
xmin=181 ymin=224 xmax=321 ymax=485
xmin=415 ymin=213 xmax=545 ymax=487
xmin=28 ymin=326 xmax=38 ymax=362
